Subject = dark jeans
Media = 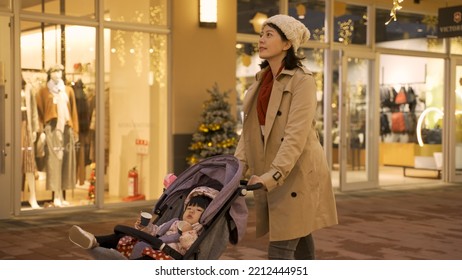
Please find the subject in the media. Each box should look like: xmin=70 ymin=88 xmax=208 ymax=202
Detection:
xmin=268 ymin=234 xmax=315 ymax=260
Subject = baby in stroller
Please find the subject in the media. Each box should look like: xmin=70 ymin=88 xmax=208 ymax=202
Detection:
xmin=69 ymin=155 xmax=249 ymax=260
xmin=69 ymin=186 xmax=218 ymax=260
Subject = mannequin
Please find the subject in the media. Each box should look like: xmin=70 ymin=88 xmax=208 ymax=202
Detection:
xmin=36 ymin=64 xmax=79 ymax=207
xmin=21 ymin=78 xmax=41 ymax=209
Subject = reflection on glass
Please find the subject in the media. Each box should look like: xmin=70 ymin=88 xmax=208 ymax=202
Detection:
xmin=21 ymin=0 xmax=95 ymax=18
xmin=20 ymin=22 xmax=96 ymax=209
xmin=0 ymin=16 xmax=9 ymax=176
xmin=105 ymin=29 xmax=168 ymax=204
xmin=331 ymin=50 xmax=340 ymax=175
xmin=301 ymin=48 xmax=324 ymax=143
xmin=288 ymin=0 xmax=325 ymax=43
xmin=376 ymin=9 xmax=445 ymax=53
xmin=237 ymin=0 xmax=279 ymax=34
xmin=450 ymin=37 xmax=462 ymax=55
xmin=104 ymin=0 xmax=167 ymax=26
xmin=456 ymin=67 xmax=462 ymax=174
xmin=236 ymin=43 xmax=259 ymax=98
xmin=334 ymin=1 xmax=367 ymax=45
xmin=346 ymin=57 xmax=368 ymax=183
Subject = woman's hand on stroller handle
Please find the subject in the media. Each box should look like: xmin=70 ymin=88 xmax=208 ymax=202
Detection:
xmin=240 ymin=179 xmax=265 ymax=191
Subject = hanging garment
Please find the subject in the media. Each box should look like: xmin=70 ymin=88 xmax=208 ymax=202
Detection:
xmin=44 ymin=123 xmax=76 ymax=191
xmin=391 ymin=112 xmax=406 ymax=133
xmin=394 ymin=86 xmax=408 ymax=105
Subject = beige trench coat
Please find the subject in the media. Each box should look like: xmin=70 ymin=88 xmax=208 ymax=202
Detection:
xmin=235 ymin=66 xmax=338 ymax=241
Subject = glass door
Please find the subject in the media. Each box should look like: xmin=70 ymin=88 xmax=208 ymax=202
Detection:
xmin=447 ymin=57 xmax=462 ymax=182
xmin=339 ymin=51 xmax=379 ymax=191
xmin=0 ymin=15 xmax=12 ymax=218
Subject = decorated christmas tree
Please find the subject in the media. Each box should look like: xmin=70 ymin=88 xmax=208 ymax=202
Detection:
xmin=187 ymin=83 xmax=238 ymax=166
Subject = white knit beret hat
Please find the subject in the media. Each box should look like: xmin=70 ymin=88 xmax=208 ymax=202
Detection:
xmin=262 ymin=15 xmax=311 ymax=52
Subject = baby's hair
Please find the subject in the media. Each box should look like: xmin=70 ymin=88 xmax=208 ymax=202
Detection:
xmin=186 ymin=195 xmax=212 ymax=210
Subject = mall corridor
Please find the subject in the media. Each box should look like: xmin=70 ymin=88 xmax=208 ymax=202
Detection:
xmin=0 ymin=182 xmax=461 ymax=260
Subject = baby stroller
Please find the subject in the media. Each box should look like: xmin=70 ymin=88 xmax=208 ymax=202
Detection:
xmin=99 ymin=154 xmax=258 ymax=260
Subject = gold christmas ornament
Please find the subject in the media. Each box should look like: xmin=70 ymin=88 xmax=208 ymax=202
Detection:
xmin=250 ymin=12 xmax=268 ymax=34
xmin=385 ymin=0 xmax=404 ymax=25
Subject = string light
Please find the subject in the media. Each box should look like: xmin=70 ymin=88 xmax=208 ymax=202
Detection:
xmin=385 ymin=0 xmax=404 ymax=25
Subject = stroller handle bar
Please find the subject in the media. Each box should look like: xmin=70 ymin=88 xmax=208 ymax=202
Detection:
xmin=240 ymin=180 xmax=263 ymax=191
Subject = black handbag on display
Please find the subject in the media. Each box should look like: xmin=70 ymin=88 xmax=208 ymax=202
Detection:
xmin=425 ymin=128 xmax=442 ymax=144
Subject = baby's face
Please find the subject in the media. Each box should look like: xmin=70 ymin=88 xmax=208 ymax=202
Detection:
xmin=182 ymin=205 xmax=205 ymax=225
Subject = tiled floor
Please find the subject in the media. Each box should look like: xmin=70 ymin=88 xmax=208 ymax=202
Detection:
xmin=1 ymin=183 xmax=462 ymax=260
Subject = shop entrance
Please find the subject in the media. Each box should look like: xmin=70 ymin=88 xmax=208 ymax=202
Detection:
xmin=337 ymin=51 xmax=379 ymax=191
xmin=378 ymin=54 xmax=445 ymax=186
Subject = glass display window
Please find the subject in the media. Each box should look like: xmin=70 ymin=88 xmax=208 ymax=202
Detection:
xmin=455 ymin=67 xmax=462 ymax=173
xmin=333 ymin=1 xmax=367 ymax=45
xmin=104 ymin=0 xmax=167 ymax=26
xmin=237 ymin=0 xmax=279 ymax=34
xmin=300 ymin=47 xmax=325 ymax=143
xmin=20 ymin=21 xmax=96 ymax=209
xmin=450 ymin=37 xmax=462 ymax=55
xmin=21 ymin=0 xmax=96 ymax=19
xmin=375 ymin=8 xmax=446 ymax=53
xmin=288 ymin=0 xmax=326 ymax=43
xmin=104 ymin=28 xmax=168 ymax=204
xmin=379 ymin=54 xmax=445 ymax=170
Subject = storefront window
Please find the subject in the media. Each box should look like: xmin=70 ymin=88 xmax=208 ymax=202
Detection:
xmin=331 ymin=50 xmax=340 ymax=174
xmin=105 ymin=28 xmax=168 ymax=204
xmin=451 ymin=37 xmax=462 ymax=55
xmin=300 ymin=47 xmax=325 ymax=142
xmin=376 ymin=9 xmax=445 ymax=53
xmin=379 ymin=54 xmax=444 ymax=170
xmin=20 ymin=21 xmax=96 ymax=209
xmin=0 ymin=16 xmax=9 ymax=176
xmin=235 ymin=41 xmax=258 ymax=134
xmin=104 ymin=0 xmax=167 ymax=26
xmin=21 ymin=0 xmax=95 ymax=18
xmin=288 ymin=0 xmax=325 ymax=43
xmin=333 ymin=1 xmax=367 ymax=45
xmin=237 ymin=0 xmax=279 ymax=34
xmin=455 ymin=67 xmax=462 ymax=173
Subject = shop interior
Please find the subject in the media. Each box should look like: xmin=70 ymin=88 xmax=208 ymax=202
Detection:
xmin=20 ymin=19 xmax=168 ymax=210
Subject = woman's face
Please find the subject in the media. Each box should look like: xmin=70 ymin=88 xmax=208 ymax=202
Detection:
xmin=258 ymin=25 xmax=291 ymax=62
xmin=182 ymin=204 xmax=205 ymax=224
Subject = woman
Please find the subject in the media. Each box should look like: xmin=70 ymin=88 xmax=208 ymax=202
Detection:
xmin=235 ymin=14 xmax=338 ymax=260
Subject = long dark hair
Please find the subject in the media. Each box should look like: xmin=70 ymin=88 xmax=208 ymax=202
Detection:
xmin=259 ymin=22 xmax=305 ymax=70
